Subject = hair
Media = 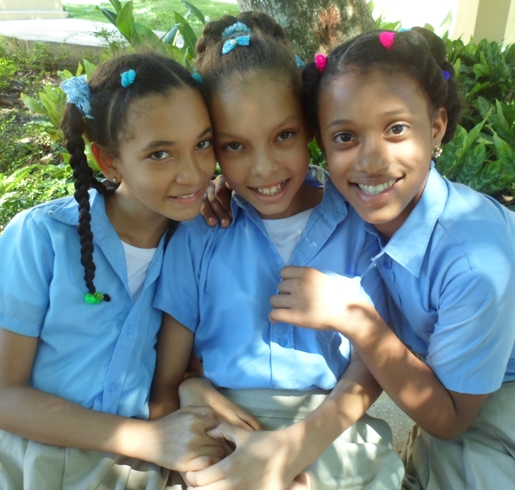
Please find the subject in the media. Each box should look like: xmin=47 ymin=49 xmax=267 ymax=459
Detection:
xmin=302 ymin=27 xmax=462 ymax=144
xmin=60 ymin=52 xmax=202 ymax=302
xmin=196 ymin=11 xmax=302 ymax=101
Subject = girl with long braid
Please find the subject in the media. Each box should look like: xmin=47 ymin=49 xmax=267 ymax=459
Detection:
xmin=270 ymin=28 xmax=515 ymax=489
xmin=0 ymin=52 xmax=226 ymax=489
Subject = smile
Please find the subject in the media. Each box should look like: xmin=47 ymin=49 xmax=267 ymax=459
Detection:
xmin=252 ymin=180 xmax=287 ymax=196
xmin=357 ymin=179 xmax=396 ymax=196
xmin=174 ymin=192 xmax=197 ymax=199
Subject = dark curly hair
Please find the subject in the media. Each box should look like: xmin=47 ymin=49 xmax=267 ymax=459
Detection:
xmin=60 ymin=52 xmax=201 ymax=303
xmin=196 ymin=11 xmax=302 ymax=100
xmin=302 ymin=28 xmax=462 ymax=144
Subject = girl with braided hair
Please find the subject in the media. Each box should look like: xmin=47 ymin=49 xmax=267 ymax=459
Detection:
xmin=153 ymin=12 xmax=404 ymax=490
xmin=0 ymin=51 xmax=227 ymax=489
xmin=269 ymin=28 xmax=515 ymax=489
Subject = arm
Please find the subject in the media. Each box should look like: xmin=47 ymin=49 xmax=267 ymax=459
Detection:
xmin=269 ymin=266 xmax=489 ymax=440
xmin=183 ymin=349 xmax=382 ymax=490
xmin=0 ymin=325 xmax=224 ymax=472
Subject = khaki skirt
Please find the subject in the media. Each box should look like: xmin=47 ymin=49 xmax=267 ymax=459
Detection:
xmin=219 ymin=388 xmax=405 ymax=490
xmin=401 ymin=380 xmax=515 ymax=490
xmin=0 ymin=430 xmax=182 ymax=490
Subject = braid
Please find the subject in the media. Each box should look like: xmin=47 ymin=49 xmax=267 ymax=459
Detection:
xmin=60 ymin=52 xmax=201 ymax=305
xmin=304 ymin=28 xmax=462 ymax=143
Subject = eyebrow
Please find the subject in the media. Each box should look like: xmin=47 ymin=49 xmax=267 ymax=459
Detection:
xmin=216 ymin=115 xmax=301 ymax=139
xmin=140 ymin=127 xmax=213 ymax=152
xmin=325 ymin=110 xmax=413 ymax=130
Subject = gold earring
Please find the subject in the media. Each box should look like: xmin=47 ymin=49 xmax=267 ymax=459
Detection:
xmin=433 ymin=147 xmax=443 ymax=159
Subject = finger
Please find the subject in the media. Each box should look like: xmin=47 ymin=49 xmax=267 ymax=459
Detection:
xmin=269 ymin=292 xmax=294 ymax=309
xmin=185 ymin=458 xmax=228 ymax=487
xmin=206 ymin=422 xmax=248 ymax=445
xmin=235 ymin=411 xmax=262 ymax=431
xmin=279 ymin=265 xmax=308 ymax=280
xmin=268 ymin=306 xmax=298 ymax=326
xmin=179 ymin=453 xmax=223 ymax=473
xmin=277 ymin=278 xmax=296 ymax=294
xmin=207 ymin=184 xmax=232 ymax=228
xmin=213 ymin=175 xmax=233 ymax=218
xmin=200 ymin=198 xmax=219 ymax=227
xmin=288 ymin=472 xmax=312 ymax=490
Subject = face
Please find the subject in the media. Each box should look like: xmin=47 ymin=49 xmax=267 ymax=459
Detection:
xmin=211 ymin=74 xmax=311 ymax=219
xmin=109 ymin=87 xmax=215 ymax=222
xmin=319 ymin=70 xmax=447 ymax=238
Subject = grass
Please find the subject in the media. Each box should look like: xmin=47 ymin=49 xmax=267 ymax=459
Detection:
xmin=62 ymin=1 xmax=240 ymax=31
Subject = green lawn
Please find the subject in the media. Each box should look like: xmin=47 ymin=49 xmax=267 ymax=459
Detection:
xmin=62 ymin=1 xmax=240 ymax=31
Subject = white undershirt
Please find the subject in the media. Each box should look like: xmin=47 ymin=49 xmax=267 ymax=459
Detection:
xmin=121 ymin=241 xmax=157 ymax=301
xmin=262 ymin=208 xmax=314 ymax=264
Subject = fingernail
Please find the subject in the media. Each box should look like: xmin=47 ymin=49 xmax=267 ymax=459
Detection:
xmin=222 ymin=218 xmax=228 ymax=226
xmin=209 ymin=217 xmax=215 ymax=225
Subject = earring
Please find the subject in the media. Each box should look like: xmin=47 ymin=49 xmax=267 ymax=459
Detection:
xmin=433 ymin=147 xmax=443 ymax=159
xmin=112 ymin=177 xmax=118 ymax=184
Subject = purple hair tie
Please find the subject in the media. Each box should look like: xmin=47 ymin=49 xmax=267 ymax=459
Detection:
xmin=315 ymin=54 xmax=327 ymax=73
xmin=442 ymin=70 xmax=451 ymax=81
xmin=379 ymin=31 xmax=395 ymax=49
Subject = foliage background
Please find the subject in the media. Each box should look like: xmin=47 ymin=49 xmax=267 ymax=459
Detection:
xmin=0 ymin=1 xmax=514 ymax=232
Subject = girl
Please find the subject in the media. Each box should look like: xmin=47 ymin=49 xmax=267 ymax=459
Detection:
xmin=152 ymin=12 xmax=404 ymax=490
xmin=0 ymin=52 xmax=225 ymax=489
xmin=269 ymin=28 xmax=515 ymax=489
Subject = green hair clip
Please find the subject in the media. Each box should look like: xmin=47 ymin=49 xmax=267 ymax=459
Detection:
xmin=85 ymin=292 xmax=109 ymax=304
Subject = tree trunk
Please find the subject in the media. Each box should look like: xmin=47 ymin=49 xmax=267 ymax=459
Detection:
xmin=236 ymin=0 xmax=376 ymax=60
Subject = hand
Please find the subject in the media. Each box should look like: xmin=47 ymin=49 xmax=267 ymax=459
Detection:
xmin=144 ymin=405 xmax=225 ymax=472
xmin=269 ymin=266 xmax=370 ymax=335
xmin=184 ymin=423 xmax=308 ymax=490
xmin=200 ymin=175 xmax=233 ymax=228
xmin=179 ymin=377 xmax=261 ymax=432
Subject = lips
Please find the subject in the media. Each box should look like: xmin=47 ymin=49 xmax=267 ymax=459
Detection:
xmin=357 ymin=179 xmax=396 ymax=196
xmin=251 ymin=179 xmax=288 ymax=196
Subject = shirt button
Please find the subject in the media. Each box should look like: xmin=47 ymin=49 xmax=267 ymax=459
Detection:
xmin=278 ymin=337 xmax=288 ymax=347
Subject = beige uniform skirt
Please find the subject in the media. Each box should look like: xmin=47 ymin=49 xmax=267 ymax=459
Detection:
xmin=0 ymin=430 xmax=183 ymax=490
xmin=401 ymin=380 xmax=515 ymax=490
xmin=219 ymin=388 xmax=405 ymax=490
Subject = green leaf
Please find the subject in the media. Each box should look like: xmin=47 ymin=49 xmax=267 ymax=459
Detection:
xmin=116 ymin=2 xmax=135 ymax=44
xmin=134 ymin=23 xmax=161 ymax=46
xmin=163 ymin=25 xmax=179 ymax=45
xmin=108 ymin=0 xmax=122 ymax=14
xmin=174 ymin=11 xmax=197 ymax=56
xmin=493 ymin=132 xmax=515 ymax=174
xmin=456 ymin=143 xmax=486 ymax=185
xmin=181 ymin=0 xmax=206 ymax=25
xmin=439 ymin=10 xmax=453 ymax=33
xmin=456 ymin=110 xmax=492 ymax=161
xmin=165 ymin=44 xmax=184 ymax=63
xmin=82 ymin=60 xmax=97 ymax=79
xmin=21 ymin=93 xmax=46 ymax=116
xmin=96 ymin=6 xmax=118 ymax=28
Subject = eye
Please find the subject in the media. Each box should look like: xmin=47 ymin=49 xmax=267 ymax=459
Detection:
xmin=277 ymin=130 xmax=294 ymax=142
xmin=150 ymin=150 xmax=170 ymax=160
xmin=389 ymin=124 xmax=408 ymax=136
xmin=334 ymin=132 xmax=356 ymax=144
xmin=196 ymin=139 xmax=212 ymax=150
xmin=225 ymin=142 xmax=243 ymax=151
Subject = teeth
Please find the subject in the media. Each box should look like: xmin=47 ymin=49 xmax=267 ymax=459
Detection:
xmin=255 ymin=181 xmax=286 ymax=196
xmin=358 ymin=179 xmax=396 ymax=196
xmin=175 ymin=192 xmax=196 ymax=199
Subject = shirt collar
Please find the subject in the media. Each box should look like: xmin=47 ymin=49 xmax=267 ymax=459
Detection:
xmin=380 ymin=166 xmax=448 ymax=277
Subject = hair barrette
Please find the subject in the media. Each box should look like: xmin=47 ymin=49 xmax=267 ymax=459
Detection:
xmin=60 ymin=75 xmax=93 ymax=119
xmin=121 ymin=69 xmax=136 ymax=88
xmin=315 ymin=54 xmax=327 ymax=73
xmin=442 ymin=70 xmax=451 ymax=81
xmin=221 ymin=21 xmax=251 ymax=40
xmin=293 ymin=54 xmax=305 ymax=69
xmin=379 ymin=31 xmax=395 ymax=50
xmin=191 ymin=69 xmax=204 ymax=83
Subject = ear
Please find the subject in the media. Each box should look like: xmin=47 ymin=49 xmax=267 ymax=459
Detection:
xmin=432 ymin=107 xmax=448 ymax=148
xmin=90 ymin=142 xmax=120 ymax=183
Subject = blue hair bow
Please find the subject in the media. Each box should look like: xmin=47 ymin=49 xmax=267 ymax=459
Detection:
xmin=222 ymin=35 xmax=250 ymax=54
xmin=60 ymin=75 xmax=93 ymax=119
xmin=221 ymin=21 xmax=251 ymax=54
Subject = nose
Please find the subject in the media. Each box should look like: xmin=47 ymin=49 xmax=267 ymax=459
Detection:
xmin=175 ymin=153 xmax=208 ymax=186
xmin=250 ymin=146 xmax=279 ymax=178
xmin=355 ymin=137 xmax=390 ymax=174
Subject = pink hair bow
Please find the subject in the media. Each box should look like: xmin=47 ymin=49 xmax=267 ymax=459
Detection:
xmin=379 ymin=31 xmax=395 ymax=49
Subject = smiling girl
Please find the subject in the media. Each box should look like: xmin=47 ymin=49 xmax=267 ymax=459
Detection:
xmin=0 ymin=52 xmax=222 ymax=489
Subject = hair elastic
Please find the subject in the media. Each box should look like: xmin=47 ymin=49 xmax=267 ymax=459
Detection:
xmin=315 ymin=54 xmax=327 ymax=73
xmin=85 ymin=292 xmax=111 ymax=304
xmin=379 ymin=31 xmax=395 ymax=50
xmin=60 ymin=75 xmax=93 ymax=119
xmin=191 ymin=69 xmax=204 ymax=83
xmin=221 ymin=21 xmax=251 ymax=40
xmin=293 ymin=54 xmax=305 ymax=68
xmin=121 ymin=69 xmax=136 ymax=88
xmin=442 ymin=70 xmax=451 ymax=81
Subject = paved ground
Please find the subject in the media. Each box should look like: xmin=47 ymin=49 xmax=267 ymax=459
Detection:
xmin=0 ymin=6 xmax=414 ymax=454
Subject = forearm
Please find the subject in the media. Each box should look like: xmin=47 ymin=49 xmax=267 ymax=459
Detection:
xmin=0 ymin=384 xmax=149 ymax=458
xmin=342 ymin=305 xmax=471 ymax=438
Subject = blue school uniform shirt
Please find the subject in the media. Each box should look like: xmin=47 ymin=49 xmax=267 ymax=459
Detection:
xmin=0 ymin=191 xmax=165 ymax=418
xmin=155 ymin=167 xmax=386 ymax=390
xmin=369 ymin=167 xmax=515 ymax=394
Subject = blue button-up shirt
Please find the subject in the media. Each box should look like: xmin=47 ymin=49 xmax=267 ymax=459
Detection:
xmin=0 ymin=191 xmax=165 ymax=418
xmin=155 ymin=167 xmax=386 ymax=390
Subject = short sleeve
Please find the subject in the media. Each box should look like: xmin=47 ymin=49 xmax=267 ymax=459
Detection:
xmin=427 ymin=261 xmax=515 ymax=393
xmin=154 ymin=218 xmax=208 ymax=332
xmin=0 ymin=211 xmax=54 ymax=336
